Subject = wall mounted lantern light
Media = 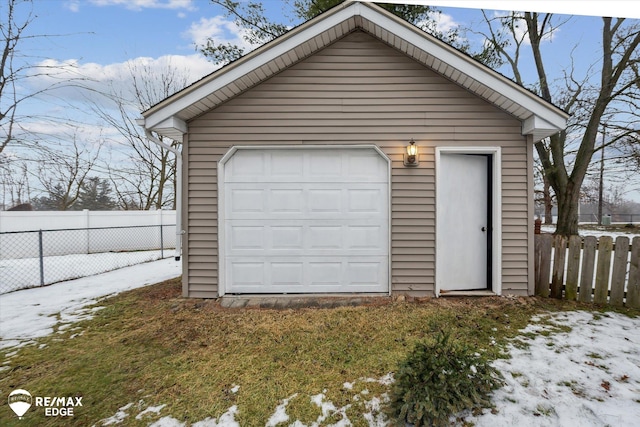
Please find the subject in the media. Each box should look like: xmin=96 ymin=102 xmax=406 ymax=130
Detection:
xmin=403 ymin=138 xmax=419 ymax=167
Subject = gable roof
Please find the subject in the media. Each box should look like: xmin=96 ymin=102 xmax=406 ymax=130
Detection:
xmin=141 ymin=1 xmax=568 ymax=142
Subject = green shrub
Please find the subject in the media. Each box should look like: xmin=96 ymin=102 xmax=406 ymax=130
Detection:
xmin=388 ymin=332 xmax=503 ymax=426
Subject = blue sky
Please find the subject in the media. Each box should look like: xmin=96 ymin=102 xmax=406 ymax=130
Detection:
xmin=21 ymin=1 xmax=628 ymax=85
xmin=25 ymin=1 xmax=633 ymax=63
xmin=7 ymin=0 xmax=640 ymax=201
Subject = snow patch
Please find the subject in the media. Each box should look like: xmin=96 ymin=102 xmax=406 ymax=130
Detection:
xmin=266 ymin=394 xmax=297 ymax=427
xmin=192 ymin=405 xmax=239 ymax=427
xmin=466 ymin=310 xmax=640 ymax=427
xmin=363 ymin=393 xmax=390 ymax=427
xmin=97 ymin=402 xmax=134 ymax=425
xmin=149 ymin=417 xmax=185 ymax=427
xmin=135 ymin=404 xmax=166 ymax=420
xmin=0 ymin=258 xmax=181 ymax=349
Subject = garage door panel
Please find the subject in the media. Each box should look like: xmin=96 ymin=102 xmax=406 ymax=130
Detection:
xmin=226 ymin=257 xmax=389 ymax=293
xmin=270 ymin=189 xmax=304 ymax=213
xmin=271 ymin=152 xmax=304 ymax=177
xmin=229 ymin=226 xmax=264 ymax=249
xmin=272 ymin=226 xmax=304 ymax=249
xmin=308 ymin=261 xmax=342 ymax=287
xmin=309 ymin=225 xmax=342 ymax=249
xmin=308 ymin=189 xmax=342 ymax=213
xmin=230 ymin=262 xmax=264 ymax=288
xmin=348 ymin=225 xmax=384 ymax=248
xmin=225 ymin=221 xmax=387 ymax=256
xmin=226 ymin=183 xmax=388 ymax=220
xmin=224 ymin=148 xmax=389 ymax=294
xmin=309 ymin=152 xmax=343 ymax=177
xmin=272 ymin=262 xmax=304 ymax=287
xmin=348 ymin=188 xmax=384 ymax=213
xmin=227 ymin=151 xmax=266 ymax=179
xmin=347 ymin=153 xmax=388 ymax=181
xmin=348 ymin=262 xmax=384 ymax=287
xmin=229 ymin=189 xmax=265 ymax=213
xmin=225 ymin=150 xmax=388 ymax=183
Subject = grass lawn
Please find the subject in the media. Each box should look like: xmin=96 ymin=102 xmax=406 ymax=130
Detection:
xmin=0 ymin=278 xmax=626 ymax=426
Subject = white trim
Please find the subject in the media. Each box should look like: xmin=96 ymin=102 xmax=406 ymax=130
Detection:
xmin=217 ymin=144 xmax=392 ymax=297
xmin=154 ymin=117 xmax=187 ymax=135
xmin=522 ymin=114 xmax=560 ymax=139
xmin=435 ymin=146 xmax=502 ymax=297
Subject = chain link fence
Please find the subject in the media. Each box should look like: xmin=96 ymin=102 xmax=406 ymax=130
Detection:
xmin=0 ymin=224 xmax=177 ymax=294
xmin=537 ymin=213 xmax=639 ymax=224
xmin=577 ymin=213 xmax=639 ymax=224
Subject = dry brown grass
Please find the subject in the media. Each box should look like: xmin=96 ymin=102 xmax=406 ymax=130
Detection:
xmin=0 ymin=278 xmax=583 ymax=426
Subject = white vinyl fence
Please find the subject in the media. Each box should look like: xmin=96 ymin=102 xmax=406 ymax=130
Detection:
xmin=0 ymin=210 xmax=178 ymax=294
xmin=0 ymin=210 xmax=176 ymax=259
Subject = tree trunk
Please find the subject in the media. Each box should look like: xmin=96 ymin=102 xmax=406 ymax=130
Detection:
xmin=543 ymin=174 xmax=553 ymax=224
xmin=554 ymin=181 xmax=580 ymax=236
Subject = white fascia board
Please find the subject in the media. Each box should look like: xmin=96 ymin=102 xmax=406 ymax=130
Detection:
xmin=153 ymin=116 xmax=188 ymax=134
xmin=144 ymin=3 xmax=362 ymax=130
xmin=522 ymin=115 xmax=561 ymax=141
xmin=143 ymin=116 xmax=187 ymax=142
xmin=358 ymin=5 xmax=568 ymax=131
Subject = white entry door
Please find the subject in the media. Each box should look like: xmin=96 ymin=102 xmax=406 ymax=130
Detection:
xmin=438 ymin=153 xmax=491 ymax=291
xmin=222 ymin=147 xmax=389 ymax=294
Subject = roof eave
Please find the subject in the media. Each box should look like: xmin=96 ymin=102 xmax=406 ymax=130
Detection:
xmin=142 ymin=1 xmax=358 ymax=130
xmin=142 ymin=1 xmax=568 ymax=143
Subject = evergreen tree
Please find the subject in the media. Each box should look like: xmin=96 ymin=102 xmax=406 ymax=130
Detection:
xmin=74 ymin=177 xmax=116 ymax=210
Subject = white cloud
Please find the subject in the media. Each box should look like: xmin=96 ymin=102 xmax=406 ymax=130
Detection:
xmin=430 ymin=10 xmax=460 ymax=34
xmin=490 ymin=11 xmax=559 ymax=46
xmin=27 ymin=54 xmax=216 ymax=102
xmin=64 ymin=1 xmax=81 ymax=12
xmin=90 ymin=0 xmax=196 ymax=11
xmin=17 ymin=54 xmax=217 ymax=148
xmin=416 ymin=10 xmax=466 ymax=43
xmin=184 ymin=15 xmax=254 ymax=52
xmin=65 ymin=0 xmax=197 ymax=12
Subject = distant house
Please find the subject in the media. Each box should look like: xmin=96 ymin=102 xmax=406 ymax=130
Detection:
xmin=140 ymin=1 xmax=568 ymax=298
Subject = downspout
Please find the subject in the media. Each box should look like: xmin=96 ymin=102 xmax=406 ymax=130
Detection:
xmin=136 ymin=119 xmax=184 ymax=261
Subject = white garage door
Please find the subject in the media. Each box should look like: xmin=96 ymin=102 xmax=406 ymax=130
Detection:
xmin=222 ymin=147 xmax=389 ymax=294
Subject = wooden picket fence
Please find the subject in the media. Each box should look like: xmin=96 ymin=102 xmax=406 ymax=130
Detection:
xmin=534 ymin=234 xmax=640 ymax=308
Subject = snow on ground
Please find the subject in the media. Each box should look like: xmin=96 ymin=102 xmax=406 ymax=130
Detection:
xmin=540 ymin=224 xmax=639 ymax=239
xmin=466 ymin=310 xmax=640 ymax=427
xmin=292 ymin=319 xmax=640 ymax=427
xmin=1 ymin=259 xmax=638 ymax=426
xmin=95 ymin=311 xmax=640 ymax=427
xmin=0 ymin=258 xmax=181 ymax=350
xmin=0 ymin=249 xmax=173 ymax=294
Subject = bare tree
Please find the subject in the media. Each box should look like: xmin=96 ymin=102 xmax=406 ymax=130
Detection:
xmin=0 ymin=0 xmax=34 ymax=153
xmin=477 ymin=12 xmax=640 ymax=235
xmin=92 ymin=60 xmax=188 ymax=210
xmin=534 ymin=163 xmax=555 ymax=224
xmin=1 ymin=0 xmax=89 ymax=154
xmin=200 ymin=0 xmax=492 ymax=66
xmin=32 ymin=133 xmax=101 ymax=210
xmin=0 ymin=154 xmax=31 ymax=209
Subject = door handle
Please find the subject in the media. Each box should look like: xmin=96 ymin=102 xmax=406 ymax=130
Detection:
xmin=481 ymin=226 xmax=486 ymax=232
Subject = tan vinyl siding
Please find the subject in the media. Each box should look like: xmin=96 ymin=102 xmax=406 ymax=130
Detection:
xmin=184 ymin=30 xmax=531 ymax=297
